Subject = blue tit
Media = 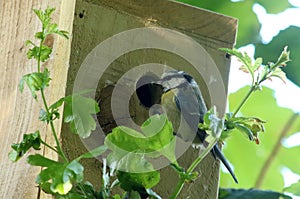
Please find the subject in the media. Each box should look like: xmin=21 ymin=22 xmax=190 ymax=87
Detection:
xmin=159 ymin=70 xmax=238 ymax=184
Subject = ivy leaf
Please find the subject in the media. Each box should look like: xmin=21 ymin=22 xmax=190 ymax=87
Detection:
xmin=63 ymin=95 xmax=100 ymax=138
xmin=219 ymin=188 xmax=292 ymax=199
xmin=27 ymin=154 xmax=84 ymax=195
xmin=284 ymin=180 xmax=300 ymax=197
xmin=19 ymin=69 xmax=51 ymax=99
xmin=8 ymin=131 xmax=41 ymax=162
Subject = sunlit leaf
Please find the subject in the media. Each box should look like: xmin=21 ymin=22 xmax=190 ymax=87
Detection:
xmin=27 ymin=154 xmax=84 ymax=195
xmin=105 ymin=114 xmax=176 ymax=162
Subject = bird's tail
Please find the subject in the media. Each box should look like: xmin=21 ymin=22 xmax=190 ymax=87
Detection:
xmin=212 ymin=144 xmax=238 ymax=183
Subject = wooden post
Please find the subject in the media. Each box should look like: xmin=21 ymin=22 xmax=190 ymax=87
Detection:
xmin=0 ymin=1 xmax=75 ymax=198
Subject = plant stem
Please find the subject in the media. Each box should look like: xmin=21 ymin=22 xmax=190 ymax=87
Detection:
xmin=254 ymin=113 xmax=299 ymax=188
xmin=170 ymin=141 xmax=216 ymax=199
xmin=40 ymin=139 xmax=59 ymax=153
xmin=232 ymin=86 xmax=255 ymax=118
xmin=41 ymin=88 xmax=68 ymax=162
xmin=169 ymin=178 xmax=185 ymax=199
xmin=36 ymin=32 xmax=68 ymax=162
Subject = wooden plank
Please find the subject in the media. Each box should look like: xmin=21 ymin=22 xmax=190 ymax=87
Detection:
xmin=0 ymin=0 xmax=74 ymax=198
xmin=85 ymin=0 xmax=237 ymax=45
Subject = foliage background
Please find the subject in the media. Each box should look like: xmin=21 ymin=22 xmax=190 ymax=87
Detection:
xmin=175 ymin=0 xmax=300 ymax=197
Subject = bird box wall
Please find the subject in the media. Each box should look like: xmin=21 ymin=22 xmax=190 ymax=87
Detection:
xmin=61 ymin=0 xmax=237 ymax=199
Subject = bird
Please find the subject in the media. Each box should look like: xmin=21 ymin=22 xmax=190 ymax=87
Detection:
xmin=138 ymin=70 xmax=238 ymax=184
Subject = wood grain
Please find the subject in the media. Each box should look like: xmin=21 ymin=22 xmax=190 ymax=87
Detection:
xmin=0 ymin=0 xmax=74 ymax=198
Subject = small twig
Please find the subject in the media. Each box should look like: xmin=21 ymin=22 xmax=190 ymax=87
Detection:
xmin=254 ymin=113 xmax=299 ymax=188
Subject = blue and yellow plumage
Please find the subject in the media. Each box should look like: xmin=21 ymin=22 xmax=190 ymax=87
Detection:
xmin=158 ymin=70 xmax=238 ymax=183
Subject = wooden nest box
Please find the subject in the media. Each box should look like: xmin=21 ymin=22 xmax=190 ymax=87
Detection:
xmin=1 ymin=0 xmax=237 ymax=198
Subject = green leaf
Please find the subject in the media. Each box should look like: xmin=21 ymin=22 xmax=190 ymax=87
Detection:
xmin=117 ymin=163 xmax=160 ymax=191
xmin=105 ymin=114 xmax=176 ymax=162
xmin=284 ymin=180 xmax=300 ymax=197
xmin=28 ymin=154 xmax=84 ymax=195
xmin=50 ymin=97 xmax=65 ymax=110
xmin=219 ymin=188 xmax=292 ymax=199
xmin=27 ymin=44 xmax=52 ymax=62
xmin=127 ymin=191 xmax=142 ymax=199
xmin=77 ymin=145 xmax=108 ymax=160
xmin=54 ymin=181 xmax=98 ymax=199
xmin=112 ymin=195 xmax=122 ymax=199
xmin=220 ymin=48 xmax=257 ymax=78
xmin=27 ymin=154 xmax=58 ymax=167
xmin=27 ymin=46 xmax=40 ymax=60
xmin=234 ymin=123 xmax=255 ymax=142
xmin=8 ymin=131 xmax=41 ymax=162
xmin=39 ymin=109 xmax=48 ymax=122
xmin=47 ymin=23 xmax=58 ymax=34
xmin=33 ymin=9 xmax=44 ymax=23
xmin=40 ymin=45 xmax=52 ymax=62
xmin=25 ymin=40 xmax=35 ymax=46
xmin=63 ymin=94 xmax=100 ymax=138
xmin=33 ymin=7 xmax=55 ymax=27
xmin=253 ymin=57 xmax=263 ymax=72
xmin=34 ymin=32 xmax=44 ymax=40
xmin=55 ymin=30 xmax=69 ymax=39
xmin=270 ymin=67 xmax=287 ymax=83
xmin=19 ymin=69 xmax=51 ymax=99
xmin=199 ymin=106 xmax=224 ymax=141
